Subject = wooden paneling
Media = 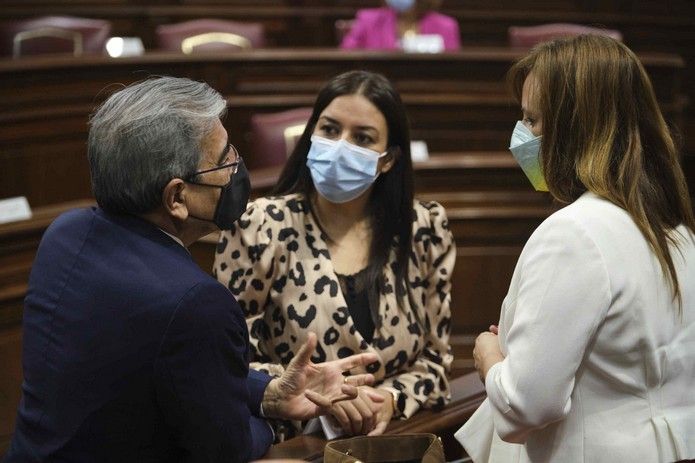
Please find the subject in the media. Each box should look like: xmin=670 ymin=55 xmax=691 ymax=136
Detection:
xmin=0 ymin=327 xmax=22 ymax=456
xmin=0 ymin=48 xmax=684 ymax=208
xmin=685 ymin=156 xmax=695 ymax=196
xmin=1 ymin=0 xmax=693 ymax=161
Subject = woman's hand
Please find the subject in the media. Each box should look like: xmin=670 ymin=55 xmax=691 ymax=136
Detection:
xmin=367 ymin=387 xmax=395 ymax=436
xmin=329 ymin=385 xmax=386 ymax=436
xmin=473 ymin=331 xmax=505 ymax=382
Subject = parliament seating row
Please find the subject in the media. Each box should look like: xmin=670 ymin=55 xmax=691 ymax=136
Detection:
xmin=0 ymin=48 xmax=686 ymax=209
xmin=2 ymin=1 xmax=693 ymax=156
xmin=0 ymin=1 xmax=692 ymax=50
xmin=2 ymin=0 xmax=693 ymax=157
xmin=0 ymin=16 xmax=273 ymax=58
xmin=0 ymin=16 xmax=624 ymax=58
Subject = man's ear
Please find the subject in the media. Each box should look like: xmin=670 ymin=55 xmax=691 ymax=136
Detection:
xmin=378 ymin=146 xmax=400 ymax=174
xmin=162 ymin=178 xmax=188 ymax=221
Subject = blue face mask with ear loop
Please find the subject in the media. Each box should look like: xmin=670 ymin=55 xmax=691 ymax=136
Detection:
xmin=509 ymin=121 xmax=548 ymax=192
xmin=306 ymin=135 xmax=388 ymax=204
xmin=386 ymin=0 xmax=416 ymax=13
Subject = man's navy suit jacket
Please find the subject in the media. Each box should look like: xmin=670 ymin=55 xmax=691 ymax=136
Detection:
xmin=5 ymin=207 xmax=273 ymax=462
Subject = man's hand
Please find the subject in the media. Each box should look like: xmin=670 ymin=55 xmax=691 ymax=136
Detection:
xmin=473 ymin=331 xmax=505 ymax=382
xmin=262 ymin=332 xmax=379 ymax=420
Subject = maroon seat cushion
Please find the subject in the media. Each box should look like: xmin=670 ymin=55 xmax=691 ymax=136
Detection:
xmin=247 ymin=107 xmax=313 ymax=170
xmin=156 ymin=19 xmax=265 ymax=53
xmin=508 ymin=23 xmax=622 ymax=48
xmin=0 ymin=16 xmax=111 ymax=57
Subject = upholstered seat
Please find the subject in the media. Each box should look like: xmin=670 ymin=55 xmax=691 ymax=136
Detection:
xmin=508 ymin=23 xmax=622 ymax=48
xmin=156 ymin=19 xmax=265 ymax=53
xmin=0 ymin=16 xmax=111 ymax=58
xmin=247 ymin=107 xmax=313 ymax=170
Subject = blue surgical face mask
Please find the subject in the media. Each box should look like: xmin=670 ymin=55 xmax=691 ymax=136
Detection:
xmin=307 ymin=135 xmax=387 ymax=204
xmin=386 ymin=0 xmax=416 ymax=13
xmin=509 ymin=121 xmax=548 ymax=192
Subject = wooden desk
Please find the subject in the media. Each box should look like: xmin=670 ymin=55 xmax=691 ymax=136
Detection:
xmin=262 ymin=372 xmax=486 ymax=462
xmin=0 ymin=48 xmax=685 ymax=208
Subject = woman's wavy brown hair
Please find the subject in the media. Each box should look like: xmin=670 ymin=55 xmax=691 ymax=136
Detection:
xmin=508 ymin=34 xmax=694 ymax=306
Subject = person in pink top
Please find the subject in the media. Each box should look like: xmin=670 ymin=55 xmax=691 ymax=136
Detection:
xmin=340 ymin=0 xmax=461 ymax=51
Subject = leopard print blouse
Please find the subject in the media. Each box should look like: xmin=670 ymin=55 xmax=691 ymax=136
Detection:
xmin=213 ymin=193 xmax=455 ymax=419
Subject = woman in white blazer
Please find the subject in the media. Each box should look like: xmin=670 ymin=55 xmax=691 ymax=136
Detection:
xmin=457 ymin=35 xmax=695 ymax=462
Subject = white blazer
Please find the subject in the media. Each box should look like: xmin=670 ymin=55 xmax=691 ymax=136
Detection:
xmin=456 ymin=192 xmax=695 ymax=462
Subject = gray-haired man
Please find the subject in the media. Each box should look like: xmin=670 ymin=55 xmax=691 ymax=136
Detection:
xmin=6 ymin=77 xmax=377 ymax=463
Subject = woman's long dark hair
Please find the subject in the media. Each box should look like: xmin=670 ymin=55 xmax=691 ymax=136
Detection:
xmin=272 ymin=70 xmax=415 ymax=322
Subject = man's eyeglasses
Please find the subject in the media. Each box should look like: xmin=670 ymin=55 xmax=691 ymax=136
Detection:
xmin=185 ymin=143 xmax=241 ymax=181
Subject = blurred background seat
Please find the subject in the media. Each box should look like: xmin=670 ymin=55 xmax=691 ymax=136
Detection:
xmin=508 ymin=23 xmax=622 ymax=48
xmin=155 ymin=19 xmax=265 ymax=53
xmin=247 ymin=107 xmax=313 ymax=170
xmin=0 ymin=16 xmax=111 ymax=58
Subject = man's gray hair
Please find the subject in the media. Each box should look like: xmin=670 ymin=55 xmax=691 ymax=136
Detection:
xmin=88 ymin=76 xmax=227 ymax=214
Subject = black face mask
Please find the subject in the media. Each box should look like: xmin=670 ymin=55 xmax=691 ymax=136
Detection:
xmin=186 ymin=159 xmax=251 ymax=230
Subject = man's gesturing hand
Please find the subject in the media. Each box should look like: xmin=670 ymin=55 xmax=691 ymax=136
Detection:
xmin=261 ymin=332 xmax=379 ymax=420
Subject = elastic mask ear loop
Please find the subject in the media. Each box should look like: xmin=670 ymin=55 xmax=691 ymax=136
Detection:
xmin=374 ymin=148 xmax=394 ymax=180
xmin=182 ymin=180 xmax=224 ymax=226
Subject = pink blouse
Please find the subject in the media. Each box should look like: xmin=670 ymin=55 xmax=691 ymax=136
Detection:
xmin=340 ymin=7 xmax=461 ymax=51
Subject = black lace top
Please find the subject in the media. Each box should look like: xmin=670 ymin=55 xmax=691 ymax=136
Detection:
xmin=336 ymin=267 xmax=375 ymax=343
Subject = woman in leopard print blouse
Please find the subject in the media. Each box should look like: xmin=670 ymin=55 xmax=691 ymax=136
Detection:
xmin=214 ymin=71 xmax=455 ymax=437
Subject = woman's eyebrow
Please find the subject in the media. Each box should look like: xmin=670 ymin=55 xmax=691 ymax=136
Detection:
xmin=318 ymin=115 xmax=339 ymax=124
xmin=319 ymin=115 xmax=378 ymax=133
